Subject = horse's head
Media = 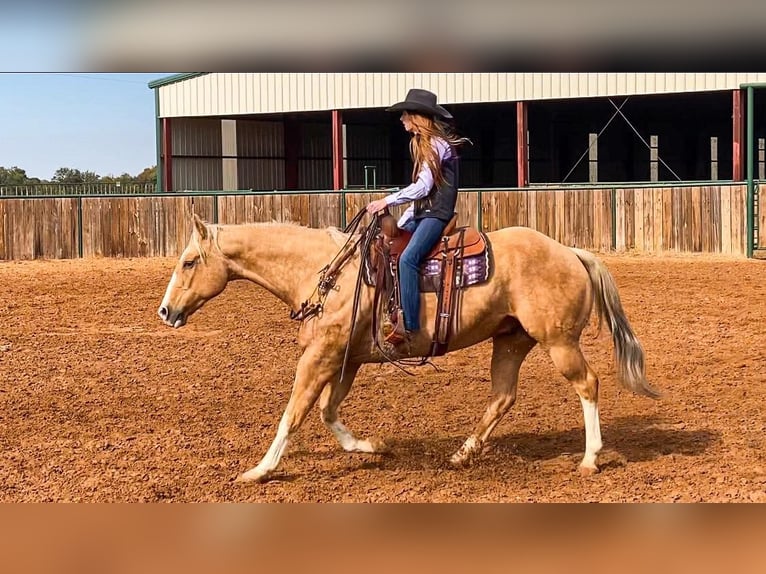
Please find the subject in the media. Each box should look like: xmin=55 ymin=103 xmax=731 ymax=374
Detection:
xmin=157 ymin=214 xmax=229 ymax=328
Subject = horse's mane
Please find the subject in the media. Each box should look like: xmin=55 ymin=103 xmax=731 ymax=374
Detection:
xmin=243 ymin=221 xmax=352 ymax=248
xmin=191 ymin=229 xmax=209 ymax=262
xmin=194 ymin=220 xmax=351 ymax=255
xmin=192 ymin=224 xmax=224 ymax=262
xmin=237 ymin=221 xmax=352 ymax=248
xmin=326 ymin=226 xmax=351 ymax=248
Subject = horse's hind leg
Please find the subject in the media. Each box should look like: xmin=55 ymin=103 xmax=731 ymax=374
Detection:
xmin=451 ymin=329 xmax=536 ymax=467
xmin=548 ymin=342 xmax=603 ymax=476
xmin=319 ymin=363 xmax=388 ymax=454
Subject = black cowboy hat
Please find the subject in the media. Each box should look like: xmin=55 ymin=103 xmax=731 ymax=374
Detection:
xmin=386 ymin=88 xmax=453 ymax=119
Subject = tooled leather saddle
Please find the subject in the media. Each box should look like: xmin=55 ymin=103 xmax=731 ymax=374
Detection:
xmin=364 ymin=211 xmax=492 ymax=357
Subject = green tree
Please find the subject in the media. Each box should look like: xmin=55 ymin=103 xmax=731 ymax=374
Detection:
xmin=136 ymin=166 xmax=157 ymax=183
xmin=0 ymin=166 xmax=31 ymax=186
xmin=52 ymin=167 xmax=82 ymax=184
xmin=52 ymin=167 xmax=100 ymax=184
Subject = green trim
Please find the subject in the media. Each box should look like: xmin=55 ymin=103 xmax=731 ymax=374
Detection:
xmin=77 ymin=197 xmax=83 ymax=258
xmin=477 ymin=190 xmax=483 ymax=230
xmin=340 ymin=190 xmax=347 ymax=228
xmin=0 ymin=181 xmax=751 ymax=202
xmin=524 ymin=180 xmax=742 ymax=190
xmin=155 ymin=89 xmax=162 ymax=191
xmin=747 ymin=86 xmax=755 ymax=258
xmin=147 ymin=73 xmax=206 ymax=90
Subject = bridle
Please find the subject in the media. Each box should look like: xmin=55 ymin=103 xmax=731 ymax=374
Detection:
xmin=291 ymin=207 xmax=438 ymax=384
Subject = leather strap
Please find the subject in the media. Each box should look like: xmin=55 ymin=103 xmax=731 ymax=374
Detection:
xmin=430 ymin=228 xmax=466 ymax=357
xmin=370 ymin=237 xmax=388 ymax=350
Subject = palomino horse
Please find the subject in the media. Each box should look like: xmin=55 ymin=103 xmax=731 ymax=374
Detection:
xmin=158 ymin=214 xmax=659 ymax=483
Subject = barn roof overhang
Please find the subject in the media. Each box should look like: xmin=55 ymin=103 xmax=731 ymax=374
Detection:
xmin=148 ymin=73 xmax=207 ymax=90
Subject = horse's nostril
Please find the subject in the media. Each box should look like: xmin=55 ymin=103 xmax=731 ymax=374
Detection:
xmin=159 ymin=306 xmax=168 ymax=319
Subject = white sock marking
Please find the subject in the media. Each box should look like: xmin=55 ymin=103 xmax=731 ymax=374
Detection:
xmin=579 ymin=396 xmax=603 ymax=468
xmin=327 ymin=420 xmax=375 ymax=453
xmin=243 ymin=414 xmax=290 ymax=479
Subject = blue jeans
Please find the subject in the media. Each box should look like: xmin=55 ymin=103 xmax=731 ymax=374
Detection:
xmin=398 ymin=217 xmax=448 ymax=332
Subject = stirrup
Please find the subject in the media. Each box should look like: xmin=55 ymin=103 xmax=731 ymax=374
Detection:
xmin=383 ymin=309 xmax=408 ymax=345
xmin=385 ymin=326 xmax=408 ymax=346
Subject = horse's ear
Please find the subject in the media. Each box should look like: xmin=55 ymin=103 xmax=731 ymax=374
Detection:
xmin=192 ymin=213 xmax=208 ymax=240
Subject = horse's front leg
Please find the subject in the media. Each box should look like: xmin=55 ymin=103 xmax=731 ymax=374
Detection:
xmin=236 ymin=344 xmax=340 ymax=484
xmin=319 ymin=362 xmax=389 ymax=454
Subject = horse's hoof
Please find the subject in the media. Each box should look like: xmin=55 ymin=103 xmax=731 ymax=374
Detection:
xmin=450 ymin=437 xmax=481 ymax=468
xmin=449 ymin=452 xmax=473 ymax=468
xmin=578 ymin=464 xmax=600 ymax=477
xmin=369 ymin=438 xmax=390 ymax=454
xmin=235 ymin=468 xmax=271 ymax=483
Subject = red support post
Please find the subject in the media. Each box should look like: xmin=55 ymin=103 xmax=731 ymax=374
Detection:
xmin=332 ymin=110 xmax=344 ymax=190
xmin=516 ymin=101 xmax=529 ymax=187
xmin=733 ymin=89 xmax=744 ymax=181
xmin=162 ymin=117 xmax=173 ymax=192
xmin=284 ymin=115 xmax=300 ymax=190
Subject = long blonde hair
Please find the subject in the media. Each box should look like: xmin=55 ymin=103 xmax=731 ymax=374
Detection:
xmin=408 ymin=113 xmax=472 ymax=188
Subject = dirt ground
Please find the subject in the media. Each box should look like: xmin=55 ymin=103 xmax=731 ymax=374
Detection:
xmin=0 ymin=252 xmax=765 ymax=502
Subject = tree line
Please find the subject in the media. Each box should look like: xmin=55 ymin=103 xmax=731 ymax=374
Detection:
xmin=0 ymin=165 xmax=157 ymax=186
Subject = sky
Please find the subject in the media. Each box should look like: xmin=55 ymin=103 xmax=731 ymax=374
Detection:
xmin=1 ymin=3 xmax=762 ymax=184
xmin=0 ymin=73 xmax=173 ymax=181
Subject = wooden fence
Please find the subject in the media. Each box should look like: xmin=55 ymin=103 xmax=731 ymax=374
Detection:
xmin=0 ymin=182 xmax=156 ymax=197
xmin=0 ymin=184 xmax=757 ymax=260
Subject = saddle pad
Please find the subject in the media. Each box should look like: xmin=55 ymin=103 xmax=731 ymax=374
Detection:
xmin=362 ymin=229 xmax=492 ymax=291
xmin=419 ymin=252 xmax=490 ymax=293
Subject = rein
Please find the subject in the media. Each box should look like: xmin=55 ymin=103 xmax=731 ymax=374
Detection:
xmin=339 ymin=209 xmax=431 ymax=381
xmin=290 ymin=207 xmax=436 ymax=383
xmin=288 ymin=208 xmax=369 ymax=322
xmin=339 ymin=209 xmax=381 ymax=384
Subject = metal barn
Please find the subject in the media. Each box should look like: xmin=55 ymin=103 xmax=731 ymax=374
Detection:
xmin=149 ymin=73 xmax=766 ymax=193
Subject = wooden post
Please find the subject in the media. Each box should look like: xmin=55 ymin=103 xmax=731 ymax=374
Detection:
xmin=588 ymin=132 xmax=598 ymax=183
xmin=162 ymin=117 xmax=173 ymax=192
xmin=733 ymin=89 xmax=744 ymax=181
xmin=710 ymin=136 xmax=719 ymax=180
xmin=516 ymin=101 xmax=528 ymax=187
xmin=284 ymin=115 xmax=300 ymax=190
xmin=650 ymin=135 xmax=658 ymax=182
xmin=221 ymin=119 xmax=238 ymax=190
xmin=332 ymin=110 xmax=344 ymax=190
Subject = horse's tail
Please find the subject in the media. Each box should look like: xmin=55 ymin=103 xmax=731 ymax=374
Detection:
xmin=571 ymin=248 xmax=661 ymax=399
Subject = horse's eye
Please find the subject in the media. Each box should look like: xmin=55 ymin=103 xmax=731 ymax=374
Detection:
xmin=182 ymin=259 xmax=196 ymax=269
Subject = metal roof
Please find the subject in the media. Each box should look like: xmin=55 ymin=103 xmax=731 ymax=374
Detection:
xmin=147 ymin=73 xmax=206 ymax=90
xmin=152 ymin=73 xmax=766 ymax=118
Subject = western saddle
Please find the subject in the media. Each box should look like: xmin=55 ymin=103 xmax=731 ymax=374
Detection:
xmin=365 ymin=210 xmax=492 ymax=357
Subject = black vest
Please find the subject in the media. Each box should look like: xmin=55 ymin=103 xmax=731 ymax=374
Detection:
xmin=413 ymin=154 xmax=459 ymax=223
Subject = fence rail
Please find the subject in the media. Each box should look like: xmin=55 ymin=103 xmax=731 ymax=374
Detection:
xmin=759 ymin=182 xmax=765 ymax=251
xmin=0 ymin=182 xmax=157 ymax=197
xmin=0 ymin=184 xmax=754 ymax=260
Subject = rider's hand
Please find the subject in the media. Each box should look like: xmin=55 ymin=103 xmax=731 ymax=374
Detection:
xmin=366 ymin=198 xmax=389 ymax=215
